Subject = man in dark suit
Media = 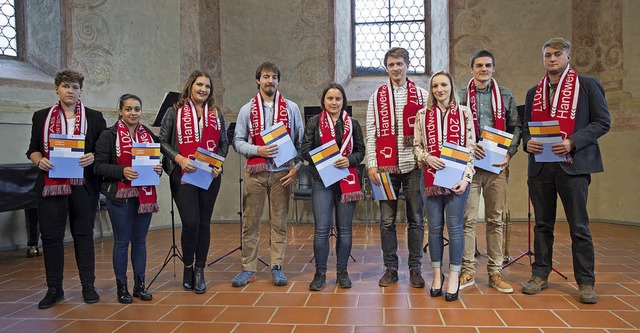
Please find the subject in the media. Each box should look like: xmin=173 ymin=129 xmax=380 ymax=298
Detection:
xmin=27 ymin=70 xmax=106 ymax=309
xmin=521 ymin=37 xmax=610 ymax=304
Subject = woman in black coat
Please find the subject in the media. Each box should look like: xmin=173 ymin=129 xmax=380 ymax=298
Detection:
xmin=159 ymin=70 xmax=229 ymax=294
xmin=94 ymin=94 xmax=162 ymax=303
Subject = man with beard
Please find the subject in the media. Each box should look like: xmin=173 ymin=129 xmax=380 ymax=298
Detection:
xmin=231 ymin=62 xmax=304 ymax=287
xmin=521 ymin=37 xmax=610 ymax=304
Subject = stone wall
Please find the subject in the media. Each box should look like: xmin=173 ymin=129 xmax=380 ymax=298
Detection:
xmin=0 ymin=0 xmax=637 ymax=250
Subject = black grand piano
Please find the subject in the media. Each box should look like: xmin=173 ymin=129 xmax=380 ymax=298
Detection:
xmin=0 ymin=163 xmax=41 ymax=257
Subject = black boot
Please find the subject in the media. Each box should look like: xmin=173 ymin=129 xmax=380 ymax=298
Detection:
xmin=193 ymin=267 xmax=206 ymax=294
xmin=183 ymin=265 xmax=194 ymax=290
xmin=133 ymin=275 xmax=153 ymax=301
xmin=337 ymin=269 xmax=352 ymax=289
xmin=38 ymin=287 xmax=64 ymax=309
xmin=116 ymin=279 xmax=133 ymax=304
xmin=81 ymin=284 xmax=100 ymax=304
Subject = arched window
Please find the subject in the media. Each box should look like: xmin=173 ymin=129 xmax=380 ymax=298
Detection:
xmin=353 ymin=0 xmax=427 ymax=75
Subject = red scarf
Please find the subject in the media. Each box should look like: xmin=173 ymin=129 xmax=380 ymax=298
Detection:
xmin=319 ymin=109 xmax=363 ymax=203
xmin=115 ymin=120 xmax=159 ymax=213
xmin=175 ymin=99 xmax=221 ymax=175
xmin=422 ymin=101 xmax=467 ymax=197
xmin=41 ymin=100 xmax=87 ymax=197
xmin=531 ymin=66 xmax=580 ymax=138
xmin=246 ymin=91 xmax=290 ymax=173
xmin=466 ymin=77 xmax=505 ymax=137
xmin=373 ymin=78 xmax=423 ymax=173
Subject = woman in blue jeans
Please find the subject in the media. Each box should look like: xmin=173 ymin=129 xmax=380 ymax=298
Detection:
xmin=94 ymin=94 xmax=162 ymax=303
xmin=414 ymin=71 xmax=476 ymax=301
xmin=301 ymin=83 xmax=365 ymax=291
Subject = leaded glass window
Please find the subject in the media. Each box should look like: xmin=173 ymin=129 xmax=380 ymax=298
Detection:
xmin=0 ymin=0 xmax=17 ymax=57
xmin=353 ymin=0 xmax=426 ymax=75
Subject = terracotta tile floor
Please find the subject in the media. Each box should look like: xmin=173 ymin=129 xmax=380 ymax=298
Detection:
xmin=0 ymin=221 xmax=638 ymax=332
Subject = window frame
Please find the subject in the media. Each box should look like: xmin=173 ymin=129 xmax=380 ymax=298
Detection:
xmin=350 ymin=0 xmax=429 ymax=77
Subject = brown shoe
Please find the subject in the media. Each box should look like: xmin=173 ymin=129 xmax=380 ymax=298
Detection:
xmin=409 ymin=268 xmax=425 ymax=288
xmin=459 ymin=271 xmax=475 ymax=290
xmin=489 ymin=271 xmax=513 ymax=294
xmin=578 ymin=285 xmax=599 ymax=304
xmin=522 ymin=276 xmax=548 ymax=295
xmin=378 ymin=268 xmax=398 ymax=287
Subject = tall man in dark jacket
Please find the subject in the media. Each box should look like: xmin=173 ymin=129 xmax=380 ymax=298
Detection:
xmin=521 ymin=37 xmax=610 ymax=304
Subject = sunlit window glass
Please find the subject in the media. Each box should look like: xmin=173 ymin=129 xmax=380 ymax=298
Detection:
xmin=0 ymin=0 xmax=17 ymax=57
xmin=353 ymin=0 xmax=426 ymax=75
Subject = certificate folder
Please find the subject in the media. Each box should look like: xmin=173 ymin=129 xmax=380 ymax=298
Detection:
xmin=434 ymin=142 xmax=470 ymax=189
xmin=369 ymin=172 xmax=396 ymax=201
xmin=48 ymin=134 xmax=84 ymax=179
xmin=131 ymin=143 xmax=161 ymax=187
xmin=475 ymin=126 xmax=513 ymax=174
xmin=181 ymin=147 xmax=225 ymax=190
xmin=528 ymin=120 xmax=567 ymax=163
xmin=309 ymin=140 xmax=349 ymax=187
xmin=261 ymin=121 xmax=297 ymax=167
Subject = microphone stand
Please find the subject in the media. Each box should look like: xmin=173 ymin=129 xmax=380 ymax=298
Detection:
xmin=148 ymin=187 xmax=183 ymax=288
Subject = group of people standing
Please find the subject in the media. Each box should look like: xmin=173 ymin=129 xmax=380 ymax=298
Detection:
xmin=26 ymin=36 xmax=609 ymax=310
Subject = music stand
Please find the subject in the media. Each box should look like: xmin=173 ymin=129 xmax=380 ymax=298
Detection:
xmin=148 ymin=91 xmax=183 ymax=288
xmin=152 ymin=92 xmax=180 ymax=127
xmin=303 ymin=106 xmax=352 ymax=124
xmin=208 ymin=122 xmax=267 ymax=267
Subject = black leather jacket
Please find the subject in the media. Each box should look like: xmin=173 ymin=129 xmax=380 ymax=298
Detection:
xmin=158 ymin=106 xmax=229 ymax=175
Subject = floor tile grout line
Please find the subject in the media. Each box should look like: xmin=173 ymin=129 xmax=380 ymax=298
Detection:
xmin=615 ymin=295 xmax=640 ymax=311
xmin=549 ymin=308 xmax=571 ymax=328
xmin=155 ymin=304 xmax=179 ymax=322
xmin=52 ymin=319 xmax=77 ymax=333
xmin=493 ymin=308 xmax=508 ymax=327
xmin=608 ymin=309 xmax=638 ymax=330
xmin=561 ymin=295 xmax=580 ymax=310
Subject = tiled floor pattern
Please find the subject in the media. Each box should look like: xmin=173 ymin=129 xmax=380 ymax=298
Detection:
xmin=0 ymin=221 xmax=638 ymax=332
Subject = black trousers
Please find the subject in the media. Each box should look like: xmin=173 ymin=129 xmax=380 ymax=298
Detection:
xmin=170 ymin=169 xmax=221 ymax=268
xmin=528 ymin=163 xmax=595 ymax=286
xmin=37 ymin=185 xmax=97 ymax=288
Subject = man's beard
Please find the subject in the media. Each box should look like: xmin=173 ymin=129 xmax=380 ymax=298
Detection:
xmin=262 ymin=86 xmax=276 ymax=97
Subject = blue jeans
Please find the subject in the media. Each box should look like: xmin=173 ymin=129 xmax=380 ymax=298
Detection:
xmin=425 ymin=187 xmax=469 ymax=272
xmin=106 ymin=198 xmax=152 ymax=280
xmin=379 ymin=169 xmax=424 ymax=270
xmin=311 ymin=180 xmax=355 ymax=273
